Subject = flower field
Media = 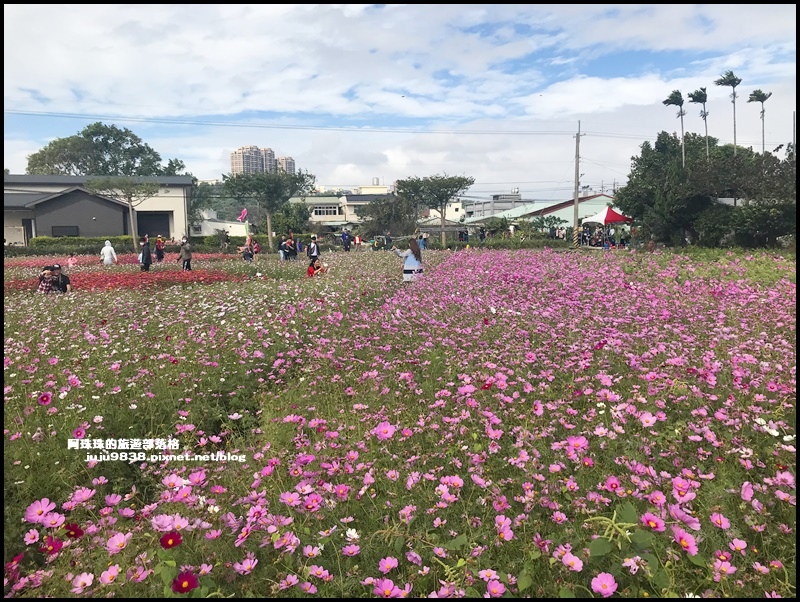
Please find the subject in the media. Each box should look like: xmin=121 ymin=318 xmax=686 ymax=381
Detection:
xmin=3 ymin=248 xmax=796 ymax=598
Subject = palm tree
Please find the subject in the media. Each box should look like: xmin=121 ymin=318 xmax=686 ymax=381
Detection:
xmin=748 ymin=89 xmax=773 ymax=154
xmin=714 ymin=70 xmax=743 ymax=155
xmin=663 ymin=90 xmax=686 ymax=167
xmin=688 ymin=87 xmax=710 ymax=159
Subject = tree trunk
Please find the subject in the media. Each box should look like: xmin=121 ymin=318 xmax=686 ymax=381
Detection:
xmin=128 ymin=199 xmax=138 ymax=252
xmin=266 ymin=212 xmax=274 ymax=250
xmin=680 ymin=114 xmax=685 ymax=168
xmin=440 ymin=206 xmax=446 ymax=248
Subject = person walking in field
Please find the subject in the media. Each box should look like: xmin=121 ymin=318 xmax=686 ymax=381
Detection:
xmin=392 ymin=237 xmax=424 ymax=282
xmin=177 ymin=237 xmax=193 ymax=271
xmin=100 ymin=240 xmax=117 ymax=265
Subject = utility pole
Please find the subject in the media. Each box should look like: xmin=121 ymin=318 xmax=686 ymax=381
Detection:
xmin=572 ymin=121 xmax=583 ymax=248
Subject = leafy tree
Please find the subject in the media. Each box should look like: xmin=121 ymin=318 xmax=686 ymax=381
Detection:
xmin=616 ymin=130 xmax=795 ymax=248
xmin=188 ymin=179 xmax=217 ymax=225
xmin=528 ymin=214 xmax=567 ymax=234
xmin=84 ymin=177 xmax=160 ymax=251
xmin=354 ymin=194 xmax=416 ymax=238
xmin=395 ymin=174 xmax=475 ymax=247
xmin=715 ymin=70 xmax=743 ymax=156
xmin=223 ymin=170 xmax=316 ymax=250
xmin=271 ymin=201 xmax=311 ymax=237
xmin=688 ymin=87 xmax=710 ymax=159
xmin=747 ymin=89 xmax=773 ymax=154
xmin=483 ymin=216 xmax=510 ymax=237
xmin=26 ymin=122 xmax=185 ymax=176
xmin=663 ymin=90 xmax=686 ymax=167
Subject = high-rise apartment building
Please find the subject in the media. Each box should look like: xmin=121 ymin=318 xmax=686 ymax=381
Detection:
xmin=230 ymin=146 xmax=295 ymax=175
xmin=277 ymin=156 xmax=296 ymax=175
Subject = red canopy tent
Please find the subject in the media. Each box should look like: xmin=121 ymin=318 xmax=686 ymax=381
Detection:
xmin=581 ymin=206 xmax=633 ymax=225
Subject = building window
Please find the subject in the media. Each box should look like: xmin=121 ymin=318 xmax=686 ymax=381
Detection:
xmin=191 ymin=225 xmax=202 ymax=233
xmin=52 ymin=226 xmax=79 ymax=237
xmin=313 ymin=206 xmax=339 ymax=216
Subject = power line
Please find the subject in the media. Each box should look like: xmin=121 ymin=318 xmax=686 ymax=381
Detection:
xmin=3 ymin=108 xmax=670 ymax=141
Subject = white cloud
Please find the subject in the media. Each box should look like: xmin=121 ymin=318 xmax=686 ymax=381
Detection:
xmin=4 ymin=4 xmax=796 ymax=198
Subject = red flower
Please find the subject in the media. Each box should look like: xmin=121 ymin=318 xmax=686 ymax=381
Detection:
xmin=38 ymin=535 xmax=64 ymax=555
xmin=160 ymin=531 xmax=183 ymax=549
xmin=171 ymin=571 xmax=199 ymax=594
xmin=63 ymin=523 xmax=84 ymax=539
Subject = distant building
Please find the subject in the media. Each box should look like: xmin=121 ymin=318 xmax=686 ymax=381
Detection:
xmin=189 ymin=209 xmax=249 ymax=238
xmin=229 ymin=146 xmax=294 ymax=175
xmin=277 ymin=156 xmax=296 ymax=175
xmin=4 ymin=174 xmax=193 ymax=245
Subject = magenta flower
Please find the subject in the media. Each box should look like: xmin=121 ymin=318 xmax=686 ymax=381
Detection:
xmin=23 ymin=529 xmax=40 ymax=545
xmin=99 ymin=565 xmax=120 ymax=585
xmin=591 ymin=572 xmax=618 ymax=598
xmin=25 ymin=498 xmax=55 ymax=524
xmin=378 ymin=556 xmax=399 ymax=574
xmin=486 ymin=580 xmax=506 ymax=597
xmin=562 ymin=552 xmax=583 ymax=572
xmin=342 ymin=544 xmax=360 ymax=556
xmin=172 ymin=571 xmax=199 ymax=594
xmin=106 ymin=532 xmax=132 ymax=555
xmin=710 ymin=512 xmax=731 ymax=529
xmin=71 ymin=572 xmax=94 ymax=594
xmin=72 ymin=427 xmax=86 ymax=439
xmin=641 ymin=512 xmax=666 ymax=532
xmin=373 ymin=421 xmax=396 ymax=441
xmin=672 ymin=525 xmax=699 ymax=556
xmin=374 ymin=578 xmax=400 ymax=598
xmin=37 ymin=392 xmax=53 ymax=406
xmin=233 ymin=556 xmax=258 ymax=575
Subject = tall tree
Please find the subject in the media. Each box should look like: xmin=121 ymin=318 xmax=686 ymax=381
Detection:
xmin=26 ymin=122 xmax=185 ymax=176
xmin=663 ymin=90 xmax=686 ymax=167
xmin=688 ymin=87 xmax=710 ymax=159
xmin=84 ymin=177 xmax=160 ymax=251
xmin=395 ymin=174 xmax=475 ymax=247
xmin=354 ymin=194 xmax=416 ymax=238
xmin=714 ymin=70 xmax=743 ymax=156
xmin=747 ymin=89 xmax=773 ymax=154
xmin=223 ymin=170 xmax=316 ymax=250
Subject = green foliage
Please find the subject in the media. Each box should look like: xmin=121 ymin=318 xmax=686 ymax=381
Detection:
xmin=25 ymin=122 xmax=185 ymax=177
xmin=222 ymin=170 xmax=316 ymax=250
xmin=615 ymin=131 xmax=796 ymax=248
xmin=354 ymin=194 xmax=416 ymax=237
xmin=395 ymin=174 xmax=475 ymax=246
xmin=270 ymin=201 xmax=311 ymax=236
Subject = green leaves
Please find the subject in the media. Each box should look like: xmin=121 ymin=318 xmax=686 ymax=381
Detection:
xmin=588 ymin=537 xmax=613 ymax=557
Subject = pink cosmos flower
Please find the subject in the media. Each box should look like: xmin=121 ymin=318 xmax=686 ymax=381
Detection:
xmin=37 ymin=392 xmax=53 ymax=406
xmin=106 ymin=532 xmax=132 ymax=555
xmin=72 ymin=427 xmax=86 ymax=439
xmin=99 ymin=565 xmax=120 ymax=585
xmin=672 ymin=525 xmax=699 ymax=556
xmin=25 ymin=498 xmax=56 ymax=524
xmin=591 ymin=573 xmax=618 ymax=598
xmin=24 ymin=529 xmax=40 ymax=545
xmin=233 ymin=556 xmax=258 ymax=575
xmin=710 ymin=512 xmax=731 ymax=529
xmin=374 ymin=578 xmax=400 ymax=598
xmin=486 ymin=580 xmax=506 ymax=597
xmin=729 ymin=538 xmax=748 ymax=555
xmin=342 ymin=544 xmax=360 ymax=556
xmin=562 ymin=552 xmax=583 ymax=572
xmin=379 ymin=556 xmax=399 ymax=574
xmin=71 ymin=572 xmax=94 ymax=594
xmin=373 ymin=421 xmax=396 ymax=441
xmin=641 ymin=512 xmax=665 ymax=532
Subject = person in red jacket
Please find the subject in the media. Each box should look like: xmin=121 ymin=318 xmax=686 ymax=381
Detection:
xmin=307 ymin=258 xmax=327 ymax=277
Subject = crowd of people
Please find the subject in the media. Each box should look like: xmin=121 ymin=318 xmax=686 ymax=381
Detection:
xmin=34 ymin=228 xmax=431 ymax=293
xmin=580 ymin=224 xmax=630 ymax=247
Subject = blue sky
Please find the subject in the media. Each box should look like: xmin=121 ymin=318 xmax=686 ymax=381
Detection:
xmin=4 ymin=4 xmax=796 ymax=199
